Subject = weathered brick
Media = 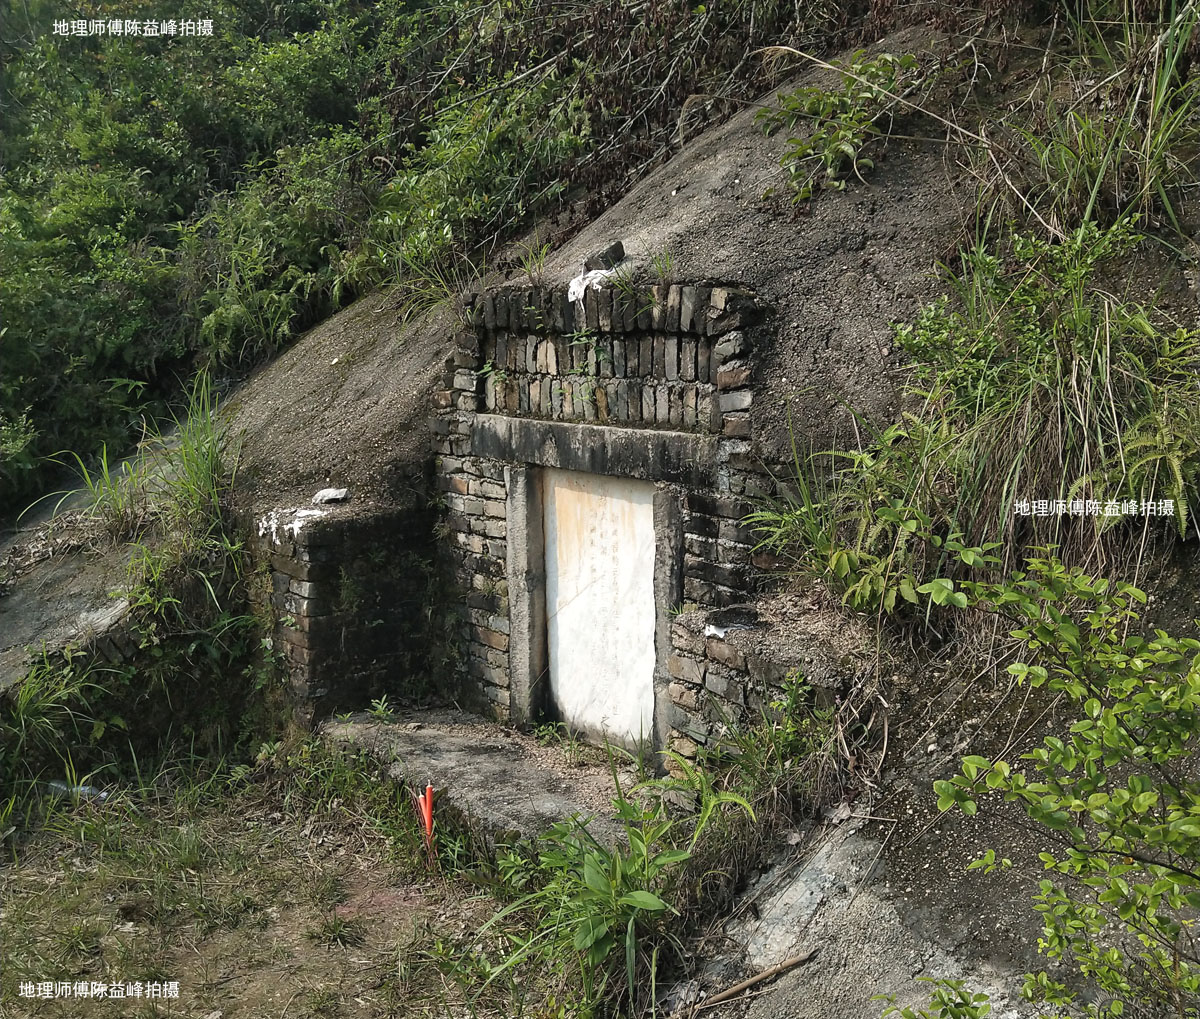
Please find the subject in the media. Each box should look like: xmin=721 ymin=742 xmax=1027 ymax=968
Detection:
xmin=669 ymin=386 xmax=683 ymax=427
xmin=669 ymin=681 xmax=699 ymax=710
xmin=671 ymin=620 xmax=706 ymax=655
xmin=717 ymin=364 xmax=752 ymax=390
xmin=655 ymin=384 xmax=670 ymax=426
xmin=625 ymin=336 xmax=640 ymax=377
xmin=445 ymin=493 xmax=485 ymax=516
xmin=667 ymin=654 xmax=705 ymax=684
xmin=680 ymin=338 xmax=696 ymax=382
xmin=636 ymin=288 xmax=654 ymax=331
xmin=639 ymin=336 xmax=653 ymax=377
xmin=666 ymin=286 xmax=683 ymax=332
xmin=621 ymin=291 xmax=638 ymax=331
xmin=719 ymin=390 xmax=753 ymax=413
xmin=612 ymin=339 xmax=626 ymax=377
xmin=664 ymin=335 xmax=679 ymax=381
xmin=597 ymin=289 xmax=614 ymax=332
xmin=651 ymin=285 xmax=668 ymax=330
xmin=722 ymin=413 xmax=751 ymax=437
xmin=641 ymin=385 xmax=655 ymax=423
xmin=706 ymin=637 xmax=747 ymax=670
xmin=473 ymin=626 xmax=509 ymax=651
xmin=594 ymin=384 xmax=610 ymax=423
xmin=678 ymin=286 xmax=698 ymax=333
xmin=683 ymin=387 xmax=698 ymax=429
xmin=669 ymin=734 xmax=699 ymax=760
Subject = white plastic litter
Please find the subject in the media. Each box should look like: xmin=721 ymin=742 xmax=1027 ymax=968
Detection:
xmin=704 ymin=622 xmax=752 ymax=638
xmin=567 ymin=267 xmax=619 ymax=305
xmin=312 ymin=487 xmax=349 ymax=505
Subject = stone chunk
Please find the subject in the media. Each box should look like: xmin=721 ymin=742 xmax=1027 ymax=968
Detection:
xmin=719 ymin=390 xmax=753 ymax=413
xmin=585 ymin=240 xmax=625 ymax=271
xmin=666 ymin=286 xmax=683 ymax=332
xmin=706 ymin=637 xmax=747 ymax=671
xmin=713 ymin=330 xmax=751 ymax=365
xmin=717 ymin=363 xmax=752 ymax=390
xmin=667 ymin=654 xmax=705 ymax=684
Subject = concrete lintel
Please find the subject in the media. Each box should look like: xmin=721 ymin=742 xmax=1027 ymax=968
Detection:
xmin=471 ymin=415 xmax=716 ymax=488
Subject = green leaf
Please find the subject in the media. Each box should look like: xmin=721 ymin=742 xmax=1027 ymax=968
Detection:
xmin=583 ymin=854 xmax=611 ymax=896
xmin=573 ymin=915 xmax=610 ymax=951
xmin=619 ymin=890 xmax=669 ymax=912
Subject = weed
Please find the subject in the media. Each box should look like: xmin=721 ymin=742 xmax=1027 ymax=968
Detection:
xmin=519 ymin=239 xmax=551 ymax=286
xmin=307 ymin=914 xmax=367 ymax=949
xmin=368 ymin=695 xmax=395 ymax=722
xmin=757 ymin=51 xmax=921 ymax=201
xmin=751 ymin=219 xmax=1200 ymax=618
xmin=992 ymin=3 xmax=1200 ymax=236
xmin=479 ymin=358 xmax=510 ymax=384
xmin=34 ymin=443 xmax=153 ymax=541
xmin=649 ymin=246 xmax=674 ymax=286
xmin=533 ymin=721 xmax=590 ymax=767
xmin=392 ymin=250 xmax=483 ymax=325
xmin=461 ymin=767 xmax=752 ymax=1014
xmin=876 ymin=978 xmax=994 ymax=1018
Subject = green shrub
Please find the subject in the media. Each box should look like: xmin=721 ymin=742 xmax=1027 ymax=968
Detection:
xmin=757 ymin=50 xmax=922 ymax=201
xmin=930 ymin=555 xmax=1200 ymax=1017
xmin=455 ymin=768 xmax=752 ymax=1014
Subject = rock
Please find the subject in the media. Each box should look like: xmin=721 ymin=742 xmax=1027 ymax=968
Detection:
xmin=312 ymin=488 xmax=349 ymax=505
xmin=584 ymin=239 xmax=625 ymax=271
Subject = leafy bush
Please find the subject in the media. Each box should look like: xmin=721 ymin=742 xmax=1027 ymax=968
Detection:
xmin=757 ymin=50 xmax=922 ymax=201
xmin=450 ymin=768 xmax=752 ymax=1014
xmin=931 ymin=555 xmax=1200 ymax=1017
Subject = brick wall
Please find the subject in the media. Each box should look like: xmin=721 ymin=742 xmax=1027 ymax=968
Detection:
xmin=253 ymin=503 xmax=447 ymax=720
xmin=430 ymin=280 xmax=785 ymax=729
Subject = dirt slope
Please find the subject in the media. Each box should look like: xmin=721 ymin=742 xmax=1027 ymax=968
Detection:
xmin=226 ymin=26 xmax=966 ymax=515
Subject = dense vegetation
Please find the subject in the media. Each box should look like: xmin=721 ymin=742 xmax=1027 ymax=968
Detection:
xmin=750 ymin=6 xmax=1200 ymax=1018
xmin=0 ymin=0 xmax=858 ymax=512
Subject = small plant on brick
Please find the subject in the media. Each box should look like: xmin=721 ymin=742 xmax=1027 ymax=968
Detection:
xmin=519 ymin=240 xmax=551 ymax=287
xmin=334 ymin=567 xmax=363 ymax=615
xmin=479 ymin=358 xmax=510 ymax=384
xmin=610 ymin=265 xmax=654 ymax=321
xmin=649 ymin=247 xmax=674 ymax=286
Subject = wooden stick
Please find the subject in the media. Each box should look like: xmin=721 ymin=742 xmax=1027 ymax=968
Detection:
xmin=690 ymin=947 xmax=819 ymax=1014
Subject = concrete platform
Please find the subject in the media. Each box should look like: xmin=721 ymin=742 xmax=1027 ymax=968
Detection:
xmin=321 ymin=709 xmax=642 ymax=842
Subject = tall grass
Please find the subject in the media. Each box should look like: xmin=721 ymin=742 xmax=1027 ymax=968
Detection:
xmin=995 ymin=2 xmax=1200 ymax=236
xmin=0 ymin=651 xmax=98 ymax=848
xmin=751 ymin=219 xmax=1200 ymax=618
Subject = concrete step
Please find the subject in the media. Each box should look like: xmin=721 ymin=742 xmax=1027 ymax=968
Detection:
xmin=321 ymin=709 xmax=642 ymax=844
